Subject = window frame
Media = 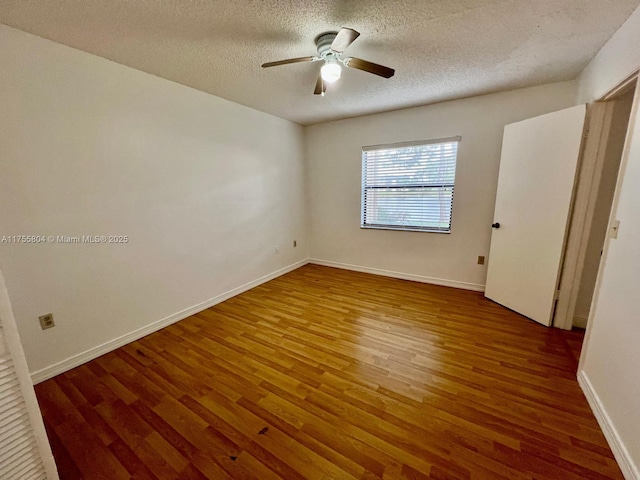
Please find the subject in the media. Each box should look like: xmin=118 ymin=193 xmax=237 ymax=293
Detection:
xmin=360 ymin=136 xmax=461 ymax=234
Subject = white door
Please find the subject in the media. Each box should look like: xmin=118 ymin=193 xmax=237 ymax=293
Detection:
xmin=485 ymin=105 xmax=587 ymax=326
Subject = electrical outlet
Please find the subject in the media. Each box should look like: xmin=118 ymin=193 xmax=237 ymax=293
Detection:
xmin=477 ymin=256 xmax=485 ymax=265
xmin=293 ymin=240 xmax=297 ymax=248
xmin=275 ymin=245 xmax=279 ymax=254
xmin=39 ymin=313 xmax=55 ymax=330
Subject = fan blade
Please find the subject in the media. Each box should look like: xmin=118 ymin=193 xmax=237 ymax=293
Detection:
xmin=345 ymin=57 xmax=395 ymax=78
xmin=262 ymin=56 xmax=316 ymax=68
xmin=330 ymin=27 xmax=360 ymax=53
xmin=314 ymin=74 xmax=326 ymax=95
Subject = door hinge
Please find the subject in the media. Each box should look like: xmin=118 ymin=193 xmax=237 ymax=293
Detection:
xmin=554 ymin=289 xmax=561 ymax=301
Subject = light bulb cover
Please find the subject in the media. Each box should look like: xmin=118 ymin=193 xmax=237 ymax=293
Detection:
xmin=321 ymin=62 xmax=342 ymax=83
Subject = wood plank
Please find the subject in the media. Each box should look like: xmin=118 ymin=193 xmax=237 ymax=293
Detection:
xmin=34 ymin=265 xmax=624 ymax=479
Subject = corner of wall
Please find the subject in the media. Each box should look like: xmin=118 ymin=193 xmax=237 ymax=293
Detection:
xmin=575 ymin=5 xmax=640 ymax=104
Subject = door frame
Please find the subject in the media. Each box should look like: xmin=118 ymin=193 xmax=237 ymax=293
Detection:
xmin=579 ymin=74 xmax=640 ymax=370
xmin=553 ymin=72 xmax=639 ymax=330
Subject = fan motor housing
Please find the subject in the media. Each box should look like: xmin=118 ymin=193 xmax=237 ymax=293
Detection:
xmin=315 ymin=32 xmax=338 ymax=57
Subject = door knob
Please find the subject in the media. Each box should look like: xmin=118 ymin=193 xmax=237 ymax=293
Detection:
xmin=492 ymin=222 xmax=501 ymax=229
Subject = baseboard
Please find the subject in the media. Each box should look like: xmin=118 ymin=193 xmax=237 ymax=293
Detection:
xmin=578 ymin=370 xmax=639 ymax=480
xmin=30 ymin=259 xmax=309 ymax=384
xmin=309 ymin=258 xmax=485 ymax=292
xmin=30 ymin=258 xmax=481 ymax=383
xmin=573 ymin=314 xmax=589 ymax=328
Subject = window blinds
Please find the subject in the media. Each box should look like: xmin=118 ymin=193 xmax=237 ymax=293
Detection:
xmin=361 ymin=137 xmax=460 ymax=233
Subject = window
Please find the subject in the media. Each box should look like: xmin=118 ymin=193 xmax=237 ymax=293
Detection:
xmin=361 ymin=137 xmax=460 ymax=233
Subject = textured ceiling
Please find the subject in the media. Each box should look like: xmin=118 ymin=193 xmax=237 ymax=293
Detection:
xmin=1 ymin=1 xmax=639 ymax=125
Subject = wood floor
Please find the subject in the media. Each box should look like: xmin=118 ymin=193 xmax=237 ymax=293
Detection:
xmin=34 ymin=265 xmax=623 ymax=479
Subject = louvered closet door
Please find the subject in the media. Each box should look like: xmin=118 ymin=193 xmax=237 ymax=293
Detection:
xmin=0 ymin=328 xmax=47 ymax=480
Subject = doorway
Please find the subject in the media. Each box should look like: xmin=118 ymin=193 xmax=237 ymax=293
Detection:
xmin=573 ymin=88 xmax=635 ymax=327
xmin=554 ymin=77 xmax=637 ymax=331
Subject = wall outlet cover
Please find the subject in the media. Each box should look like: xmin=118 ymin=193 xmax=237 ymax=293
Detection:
xmin=39 ymin=313 xmax=55 ymax=330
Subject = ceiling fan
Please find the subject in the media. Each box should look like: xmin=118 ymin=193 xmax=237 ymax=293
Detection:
xmin=261 ymin=27 xmax=395 ymax=96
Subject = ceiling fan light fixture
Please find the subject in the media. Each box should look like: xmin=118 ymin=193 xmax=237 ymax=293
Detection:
xmin=321 ymin=62 xmax=342 ymax=83
xmin=261 ymin=27 xmax=395 ymax=95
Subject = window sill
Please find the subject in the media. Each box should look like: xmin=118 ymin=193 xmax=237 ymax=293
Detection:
xmin=360 ymin=225 xmax=451 ymax=234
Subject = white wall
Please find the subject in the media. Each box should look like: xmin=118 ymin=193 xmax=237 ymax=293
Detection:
xmin=576 ymin=5 xmax=640 ymax=478
xmin=306 ymin=82 xmax=576 ymax=289
xmin=0 ymin=25 xmax=309 ymax=379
